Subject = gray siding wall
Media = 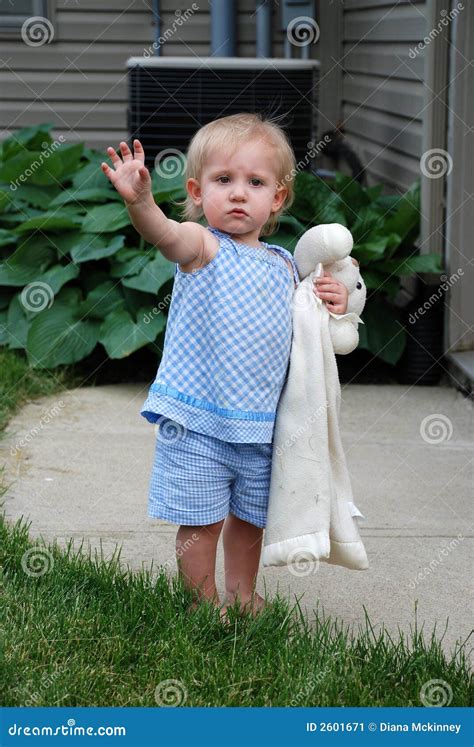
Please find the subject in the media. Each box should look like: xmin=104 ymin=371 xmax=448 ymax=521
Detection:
xmin=0 ymin=0 xmax=288 ymax=151
xmin=340 ymin=0 xmax=429 ymax=192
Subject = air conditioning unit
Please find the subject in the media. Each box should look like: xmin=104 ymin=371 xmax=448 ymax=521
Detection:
xmin=127 ymin=57 xmax=320 ymax=169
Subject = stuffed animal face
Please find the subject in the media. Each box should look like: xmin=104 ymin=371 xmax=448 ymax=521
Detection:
xmin=294 ymin=223 xmax=366 ymax=317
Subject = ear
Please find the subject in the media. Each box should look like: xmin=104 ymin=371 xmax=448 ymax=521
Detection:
xmin=186 ymin=177 xmax=202 ymax=206
xmin=271 ymin=183 xmax=288 ymax=213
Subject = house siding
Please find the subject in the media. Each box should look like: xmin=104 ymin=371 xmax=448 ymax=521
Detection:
xmin=340 ymin=0 xmax=429 ymax=191
xmin=0 ymin=0 xmax=288 ymax=150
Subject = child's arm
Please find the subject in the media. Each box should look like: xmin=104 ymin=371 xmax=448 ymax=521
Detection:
xmin=101 ymin=140 xmax=207 ymax=267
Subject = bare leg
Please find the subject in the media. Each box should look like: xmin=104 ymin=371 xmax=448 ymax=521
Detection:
xmin=222 ymin=513 xmax=268 ymax=616
xmin=176 ymin=520 xmax=224 ymax=606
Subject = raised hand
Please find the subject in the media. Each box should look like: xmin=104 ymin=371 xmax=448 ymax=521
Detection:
xmin=101 ymin=139 xmax=152 ymax=206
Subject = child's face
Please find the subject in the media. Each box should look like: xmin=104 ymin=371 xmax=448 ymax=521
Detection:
xmin=186 ymin=139 xmax=288 ymax=241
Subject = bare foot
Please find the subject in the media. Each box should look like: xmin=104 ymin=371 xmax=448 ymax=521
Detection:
xmin=186 ymin=598 xmax=232 ymax=624
xmin=224 ymin=591 xmax=269 ymax=618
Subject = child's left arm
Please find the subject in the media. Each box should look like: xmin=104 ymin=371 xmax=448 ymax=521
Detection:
xmin=312 ymin=258 xmax=359 ymax=314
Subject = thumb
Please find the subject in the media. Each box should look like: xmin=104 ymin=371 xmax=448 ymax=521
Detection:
xmin=138 ymin=166 xmax=149 ymax=180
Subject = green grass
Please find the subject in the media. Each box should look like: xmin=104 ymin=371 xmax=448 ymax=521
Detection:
xmin=1 ymin=507 xmax=472 ymax=708
xmin=0 ymin=348 xmax=82 ymax=432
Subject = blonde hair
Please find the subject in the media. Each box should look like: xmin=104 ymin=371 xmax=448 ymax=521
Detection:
xmin=176 ymin=112 xmax=296 ymax=237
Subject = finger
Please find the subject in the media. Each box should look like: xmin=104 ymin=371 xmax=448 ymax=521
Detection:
xmin=101 ymin=162 xmax=116 ymax=182
xmin=106 ymin=146 xmax=122 ymax=168
xmin=119 ymin=140 xmax=133 ymax=162
xmin=133 ymin=139 xmax=145 ymax=165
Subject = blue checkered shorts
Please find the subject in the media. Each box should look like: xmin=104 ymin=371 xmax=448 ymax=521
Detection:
xmin=148 ymin=417 xmax=273 ymax=528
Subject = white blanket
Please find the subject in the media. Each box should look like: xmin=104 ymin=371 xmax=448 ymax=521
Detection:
xmin=262 ymin=271 xmax=369 ymax=571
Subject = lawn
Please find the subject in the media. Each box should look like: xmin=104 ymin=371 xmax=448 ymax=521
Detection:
xmin=0 ymin=349 xmax=472 ymax=707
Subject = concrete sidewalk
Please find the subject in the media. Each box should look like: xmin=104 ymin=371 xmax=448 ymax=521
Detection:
xmin=1 ymin=382 xmax=472 ymax=666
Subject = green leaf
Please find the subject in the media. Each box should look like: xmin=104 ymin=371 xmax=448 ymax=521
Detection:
xmin=358 ymin=299 xmax=406 ymax=365
xmin=70 ymin=233 xmax=125 ymax=263
xmin=27 ymin=303 xmax=99 ymax=368
xmin=121 ymin=251 xmax=176 ymax=293
xmin=72 ymin=159 xmax=111 ymax=191
xmin=151 ymin=161 xmax=187 ymax=203
xmin=0 ymin=229 xmax=18 ymax=248
xmin=13 ymin=211 xmax=83 ymax=234
xmin=49 ymin=187 xmax=122 ymax=208
xmin=78 ymin=281 xmax=126 ymax=320
xmin=383 ymin=181 xmax=420 ymax=243
xmin=35 ymin=262 xmax=80 ymax=295
xmin=355 ymin=233 xmax=401 ymax=263
xmin=4 ymin=184 xmax=62 ymax=209
xmin=99 ymin=307 xmax=166 ymax=358
xmin=0 ymin=309 xmax=8 ymax=345
xmin=0 ymin=239 xmax=56 ymax=285
xmin=84 ymin=202 xmax=131 ymax=233
xmin=1 ymin=123 xmax=55 ymax=161
xmin=6 ymin=294 xmax=32 ymax=349
xmin=0 ymin=149 xmax=63 ymax=186
xmin=110 ymin=248 xmax=154 ymax=278
xmin=376 ymin=254 xmax=443 ymax=275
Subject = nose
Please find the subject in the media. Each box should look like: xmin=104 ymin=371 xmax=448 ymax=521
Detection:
xmin=229 ymin=181 xmax=247 ymax=200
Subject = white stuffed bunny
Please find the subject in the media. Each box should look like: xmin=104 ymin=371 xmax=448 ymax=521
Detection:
xmin=294 ymin=223 xmax=366 ymax=354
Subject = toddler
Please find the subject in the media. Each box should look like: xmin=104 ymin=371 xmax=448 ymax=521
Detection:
xmin=101 ymin=113 xmax=349 ymax=621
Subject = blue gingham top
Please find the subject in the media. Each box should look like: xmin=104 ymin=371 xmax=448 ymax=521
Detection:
xmin=140 ymin=225 xmax=300 ymax=443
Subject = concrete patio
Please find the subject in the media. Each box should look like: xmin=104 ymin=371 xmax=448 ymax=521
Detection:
xmin=1 ymin=382 xmax=472 ymax=667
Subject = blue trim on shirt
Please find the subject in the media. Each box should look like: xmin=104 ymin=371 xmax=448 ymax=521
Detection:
xmin=150 ymin=382 xmax=275 ymax=421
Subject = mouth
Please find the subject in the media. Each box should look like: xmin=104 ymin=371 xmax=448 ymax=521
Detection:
xmin=229 ymin=209 xmax=247 ymax=217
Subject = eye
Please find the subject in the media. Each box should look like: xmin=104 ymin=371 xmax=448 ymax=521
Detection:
xmin=217 ymin=176 xmax=230 ymax=183
xmin=356 ymin=281 xmax=362 ymax=289
xmin=251 ymin=178 xmax=263 ymax=186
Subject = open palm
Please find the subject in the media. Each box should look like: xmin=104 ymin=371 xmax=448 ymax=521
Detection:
xmin=101 ymin=139 xmax=151 ymax=205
